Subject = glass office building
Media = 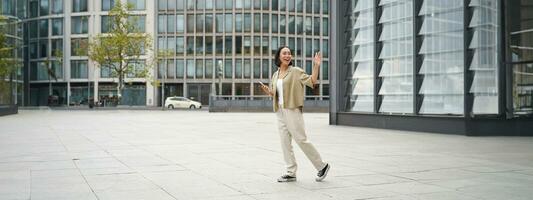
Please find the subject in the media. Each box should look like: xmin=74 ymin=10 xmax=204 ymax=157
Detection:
xmin=156 ymin=0 xmax=330 ymax=105
xmin=330 ymin=0 xmax=533 ymax=136
xmin=15 ymin=0 xmax=329 ymax=107
xmin=20 ymin=0 xmax=154 ymax=106
xmin=0 ymin=0 xmax=24 ymax=115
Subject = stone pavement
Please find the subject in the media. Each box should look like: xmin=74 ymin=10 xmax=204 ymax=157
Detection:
xmin=1 ymin=110 xmax=533 ymax=200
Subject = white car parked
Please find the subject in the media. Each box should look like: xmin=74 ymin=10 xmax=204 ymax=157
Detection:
xmin=165 ymin=97 xmax=202 ymax=109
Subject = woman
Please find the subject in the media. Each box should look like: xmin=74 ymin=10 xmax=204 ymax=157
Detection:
xmin=260 ymin=46 xmax=330 ymax=182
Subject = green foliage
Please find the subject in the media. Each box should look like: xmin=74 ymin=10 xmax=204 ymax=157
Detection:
xmin=87 ymin=2 xmax=153 ymax=97
xmin=0 ymin=15 xmax=16 ymax=80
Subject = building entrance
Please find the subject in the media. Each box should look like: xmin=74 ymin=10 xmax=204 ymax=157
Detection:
xmin=187 ymin=84 xmax=211 ymax=106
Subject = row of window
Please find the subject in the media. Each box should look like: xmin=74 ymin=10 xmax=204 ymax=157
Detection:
xmin=29 ymin=58 xmax=329 ymax=81
xmin=156 ymin=58 xmax=329 ymax=80
xmin=27 ymin=0 xmax=146 ymax=18
xmin=30 ymin=60 xmax=147 ymax=80
xmin=158 ymin=0 xmax=328 ymax=15
xmin=28 ymin=38 xmax=85 ymax=59
xmin=158 ymin=36 xmax=328 ymax=58
xmin=158 ymin=13 xmax=328 ymax=36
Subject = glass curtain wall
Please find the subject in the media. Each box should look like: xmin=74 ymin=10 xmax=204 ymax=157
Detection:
xmin=418 ymin=0 xmax=464 ymax=114
xmin=468 ymin=0 xmax=499 ymax=114
xmin=344 ymin=0 xmax=502 ymax=116
xmin=347 ymin=0 xmax=374 ymax=112
xmin=508 ymin=1 xmax=533 ymax=115
xmin=378 ymin=0 xmax=413 ymax=113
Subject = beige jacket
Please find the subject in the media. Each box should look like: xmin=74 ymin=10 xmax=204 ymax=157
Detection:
xmin=270 ymin=66 xmax=314 ymax=112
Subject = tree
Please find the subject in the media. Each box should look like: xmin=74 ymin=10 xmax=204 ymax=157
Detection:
xmin=87 ymin=2 xmax=152 ymax=101
xmin=154 ymin=49 xmax=175 ymax=109
xmin=0 ymin=15 xmax=17 ymax=104
xmin=43 ymin=49 xmax=63 ymax=105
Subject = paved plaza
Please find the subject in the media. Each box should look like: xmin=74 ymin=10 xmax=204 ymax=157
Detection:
xmin=1 ymin=110 xmax=533 ymax=200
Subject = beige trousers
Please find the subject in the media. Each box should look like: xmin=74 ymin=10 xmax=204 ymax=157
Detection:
xmin=276 ymin=107 xmax=326 ymax=176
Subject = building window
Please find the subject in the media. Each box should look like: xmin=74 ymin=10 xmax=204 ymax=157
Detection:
xmin=52 ymin=0 xmax=63 ymax=14
xmin=196 ymin=59 xmax=204 ymax=78
xmin=346 ymin=0 xmax=374 ymax=112
xmin=205 ymin=36 xmax=213 ymax=55
xmin=196 ymin=14 xmax=204 ymax=32
xmin=158 ymin=15 xmax=165 ymax=33
xmin=128 ymin=0 xmax=145 ymax=10
xmin=377 ymin=1 xmax=414 ymax=114
xmin=235 ymin=59 xmax=242 ymax=78
xmin=51 ymin=39 xmax=63 ymax=54
xmin=253 ymin=59 xmax=260 ymax=79
xmin=71 ymin=38 xmax=88 ymax=56
xmin=71 ymin=16 xmax=88 ymax=34
xmin=39 ymin=19 xmax=48 ymax=37
xmin=205 ymin=59 xmax=213 ymax=78
xmin=129 ymin=15 xmax=146 ymax=33
xmin=177 ymin=15 xmax=185 ymax=33
xmin=224 ymin=59 xmax=232 ymax=79
xmin=39 ymin=39 xmax=48 ymax=58
xmin=158 ymin=0 xmax=166 ymax=10
xmin=176 ymin=60 xmax=184 ymax=78
xmin=102 ymin=0 xmax=116 ymax=11
xmin=225 ymin=14 xmax=232 ymax=33
xmin=101 ymin=15 xmax=112 ymax=33
xmin=167 ymin=15 xmax=175 ymax=33
xmin=507 ymin=1 xmax=532 ymax=115
xmin=254 ymin=13 xmax=260 ymax=32
xmin=188 ymin=14 xmax=195 ymax=33
xmin=244 ymin=14 xmax=252 ymax=32
xmin=40 ymin=0 xmax=49 ymax=16
xmin=205 ymin=14 xmax=213 ymax=32
xmin=244 ymin=59 xmax=251 ymax=78
xmin=52 ymin=18 xmax=63 ymax=35
xmin=418 ymin=0 xmax=464 ymax=114
xmin=72 ymin=0 xmax=87 ymax=12
xmin=176 ymin=37 xmax=185 ymax=55
xmin=186 ymin=59 xmax=194 ymax=78
xmin=71 ymin=60 xmax=88 ymax=79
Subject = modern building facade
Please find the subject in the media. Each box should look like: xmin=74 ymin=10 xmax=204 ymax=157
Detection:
xmin=330 ymin=0 xmax=533 ymax=136
xmin=155 ymin=0 xmax=330 ymax=106
xmin=9 ymin=0 xmax=330 ymax=107
xmin=0 ymin=1 xmax=23 ymax=115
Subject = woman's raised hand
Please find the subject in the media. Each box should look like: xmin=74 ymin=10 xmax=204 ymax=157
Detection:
xmin=313 ymin=51 xmax=322 ymax=67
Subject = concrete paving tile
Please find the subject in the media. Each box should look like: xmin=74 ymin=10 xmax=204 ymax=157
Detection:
xmin=224 ymin=181 xmax=307 ymax=195
xmin=30 ymin=169 xmax=81 ymax=178
xmin=336 ymin=173 xmax=413 ymax=186
xmin=319 ymin=185 xmax=399 ymax=200
xmin=251 ymin=190 xmax=337 ymax=200
xmin=73 ymin=157 xmax=128 ymax=169
xmin=95 ymin=189 xmax=176 ymax=200
xmin=360 ymin=181 xmax=453 ymax=195
xmin=162 ymin=184 xmax=242 ymax=199
xmin=0 ymin=193 xmax=31 ymax=200
xmin=30 ymin=160 xmax=77 ymax=171
xmin=79 ymin=167 xmax=136 ymax=176
xmin=116 ymin=155 xmax=174 ymax=167
xmin=411 ymin=192 xmax=483 ymax=200
xmin=0 ymin=170 xmax=30 ymax=194
xmin=196 ymin=195 xmax=256 ymax=200
xmin=393 ymin=168 xmax=481 ymax=181
xmin=84 ymin=173 xmax=160 ymax=192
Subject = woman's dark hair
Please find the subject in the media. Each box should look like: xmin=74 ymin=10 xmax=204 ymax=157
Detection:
xmin=274 ymin=46 xmax=293 ymax=67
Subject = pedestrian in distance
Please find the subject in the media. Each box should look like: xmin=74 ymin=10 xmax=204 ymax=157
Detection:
xmin=259 ymin=46 xmax=330 ymax=182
